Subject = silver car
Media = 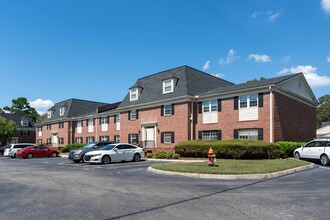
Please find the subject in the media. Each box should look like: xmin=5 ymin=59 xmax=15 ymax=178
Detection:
xmin=4 ymin=143 xmax=37 ymax=158
xmin=84 ymin=143 xmax=145 ymax=164
xmin=294 ymin=139 xmax=330 ymax=166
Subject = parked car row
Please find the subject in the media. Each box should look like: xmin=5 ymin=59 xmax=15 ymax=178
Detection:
xmin=0 ymin=143 xmax=59 ymax=159
xmin=69 ymin=142 xmax=145 ymax=164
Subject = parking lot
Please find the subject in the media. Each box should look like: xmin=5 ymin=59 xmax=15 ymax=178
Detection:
xmin=1 ymin=156 xmax=330 ymax=220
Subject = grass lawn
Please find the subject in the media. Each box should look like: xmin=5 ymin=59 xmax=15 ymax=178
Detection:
xmin=152 ymin=159 xmax=311 ymax=175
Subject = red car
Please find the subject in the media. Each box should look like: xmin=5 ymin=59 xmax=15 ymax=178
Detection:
xmin=16 ymin=146 xmax=59 ymax=159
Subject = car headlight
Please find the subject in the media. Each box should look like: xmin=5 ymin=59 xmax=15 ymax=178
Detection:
xmin=75 ymin=150 xmax=83 ymax=154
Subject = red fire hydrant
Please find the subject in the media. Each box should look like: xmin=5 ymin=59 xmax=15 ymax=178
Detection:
xmin=208 ymin=147 xmax=216 ymax=166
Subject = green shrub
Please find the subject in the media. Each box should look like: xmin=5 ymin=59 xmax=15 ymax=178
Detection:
xmin=60 ymin=143 xmax=86 ymax=153
xmin=174 ymin=140 xmax=279 ymax=159
xmin=276 ymin=141 xmax=305 ymax=158
xmin=155 ymin=151 xmax=173 ymax=159
xmin=172 ymin=153 xmax=181 ymax=159
xmin=146 ymin=153 xmax=154 ymax=158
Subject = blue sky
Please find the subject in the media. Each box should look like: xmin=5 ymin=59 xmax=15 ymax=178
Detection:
xmin=1 ymin=0 xmax=330 ymax=113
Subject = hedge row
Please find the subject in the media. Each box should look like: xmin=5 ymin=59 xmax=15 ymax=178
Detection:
xmin=59 ymin=143 xmax=86 ymax=153
xmin=174 ymin=140 xmax=279 ymax=159
xmin=276 ymin=141 xmax=305 ymax=158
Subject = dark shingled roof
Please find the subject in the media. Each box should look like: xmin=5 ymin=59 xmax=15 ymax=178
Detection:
xmin=0 ymin=113 xmax=35 ymax=128
xmin=97 ymin=102 xmax=121 ymax=113
xmin=42 ymin=99 xmax=109 ymax=124
xmin=199 ymin=73 xmax=302 ymax=96
xmin=118 ymin=66 xmax=234 ymax=108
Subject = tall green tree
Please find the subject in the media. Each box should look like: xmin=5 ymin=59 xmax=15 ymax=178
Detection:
xmin=0 ymin=116 xmax=17 ymax=144
xmin=3 ymin=97 xmax=39 ymax=122
xmin=317 ymin=93 xmax=330 ymax=127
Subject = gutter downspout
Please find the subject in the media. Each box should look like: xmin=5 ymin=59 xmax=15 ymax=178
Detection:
xmin=269 ymin=87 xmax=273 ymax=143
xmin=191 ymin=96 xmax=199 ymax=140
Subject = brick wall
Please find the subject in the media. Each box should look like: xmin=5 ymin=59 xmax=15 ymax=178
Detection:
xmin=195 ymin=93 xmax=271 ymax=141
xmin=120 ymin=102 xmax=190 ymax=149
xmin=273 ymin=92 xmax=316 ymax=142
xmin=17 ymin=130 xmax=36 ymax=143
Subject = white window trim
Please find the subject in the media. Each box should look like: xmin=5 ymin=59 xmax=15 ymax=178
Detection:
xmin=164 ymin=104 xmax=172 ymax=116
xmin=101 ymin=117 xmax=108 ymax=124
xmin=59 ymin=107 xmax=65 ymax=116
xmin=239 ymin=94 xmax=258 ymax=109
xmin=130 ymin=88 xmax=139 ymax=101
xmin=238 ymin=129 xmax=258 ymax=140
xmin=164 ymin=132 xmax=172 ymax=143
xmin=21 ymin=120 xmax=28 ymax=126
xmin=203 ymin=100 xmax=218 ymax=113
xmin=47 ymin=111 xmax=52 ymax=118
xmin=130 ymin=110 xmax=137 ymax=120
xmin=163 ymin=79 xmax=174 ymax=94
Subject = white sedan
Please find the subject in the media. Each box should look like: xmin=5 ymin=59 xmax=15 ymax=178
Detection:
xmin=83 ymin=143 xmax=145 ymax=164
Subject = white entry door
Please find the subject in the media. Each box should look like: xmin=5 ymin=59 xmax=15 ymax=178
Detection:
xmin=52 ymin=134 xmax=58 ymax=147
xmin=145 ymin=127 xmax=155 ymax=148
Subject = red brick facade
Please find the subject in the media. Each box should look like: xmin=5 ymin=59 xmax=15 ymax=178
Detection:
xmin=273 ymin=92 xmax=316 ymax=142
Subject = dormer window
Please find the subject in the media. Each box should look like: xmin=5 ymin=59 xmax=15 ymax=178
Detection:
xmin=47 ymin=110 xmax=52 ymax=118
xmin=163 ymin=79 xmax=174 ymax=94
xmin=130 ymin=88 xmax=139 ymax=101
xmin=60 ymin=107 xmax=65 ymax=116
xmin=21 ymin=120 xmax=29 ymax=126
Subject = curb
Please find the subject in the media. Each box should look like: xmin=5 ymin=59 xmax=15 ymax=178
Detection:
xmin=145 ymin=158 xmax=207 ymax=163
xmin=147 ymin=163 xmax=317 ymax=180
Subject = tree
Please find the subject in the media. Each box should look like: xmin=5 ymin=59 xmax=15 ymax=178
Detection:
xmin=0 ymin=116 xmax=17 ymax=144
xmin=3 ymin=97 xmax=39 ymax=122
xmin=246 ymin=77 xmax=266 ymax=83
xmin=317 ymin=94 xmax=330 ymax=127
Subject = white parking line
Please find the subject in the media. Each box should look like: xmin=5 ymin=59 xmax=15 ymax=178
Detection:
xmin=318 ymin=166 xmax=330 ymax=170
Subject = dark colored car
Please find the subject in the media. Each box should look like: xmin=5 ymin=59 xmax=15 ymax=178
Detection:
xmin=16 ymin=146 xmax=59 ymax=159
xmin=68 ymin=141 xmax=114 ymax=163
xmin=0 ymin=145 xmax=10 ymax=157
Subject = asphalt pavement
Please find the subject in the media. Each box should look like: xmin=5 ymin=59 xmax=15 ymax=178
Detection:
xmin=0 ymin=157 xmax=329 ymax=220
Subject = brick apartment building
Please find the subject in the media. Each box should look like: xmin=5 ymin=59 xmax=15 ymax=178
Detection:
xmin=37 ymin=66 xmax=317 ymax=150
xmin=0 ymin=113 xmax=36 ymax=146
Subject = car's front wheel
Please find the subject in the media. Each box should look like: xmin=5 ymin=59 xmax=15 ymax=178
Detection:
xmin=133 ymin=153 xmax=141 ymax=162
xmin=320 ymin=154 xmax=330 ymax=166
xmin=294 ymin=152 xmax=301 ymax=160
xmin=101 ymin=155 xmax=111 ymax=164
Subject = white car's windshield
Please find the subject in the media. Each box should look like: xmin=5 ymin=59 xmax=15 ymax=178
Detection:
xmin=101 ymin=145 xmax=116 ymax=151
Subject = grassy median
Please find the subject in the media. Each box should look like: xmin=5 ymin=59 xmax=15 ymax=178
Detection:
xmin=152 ymin=159 xmax=311 ymax=175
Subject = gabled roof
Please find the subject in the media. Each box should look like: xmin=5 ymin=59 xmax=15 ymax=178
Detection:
xmin=118 ymin=65 xmax=234 ymax=108
xmin=42 ymin=99 xmax=109 ymax=124
xmin=199 ymin=73 xmax=302 ymax=96
xmin=0 ymin=113 xmax=35 ymax=128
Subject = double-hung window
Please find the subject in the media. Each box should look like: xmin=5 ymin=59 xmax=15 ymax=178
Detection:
xmin=203 ymin=100 xmax=218 ymax=113
xmin=163 ymin=79 xmax=173 ymax=94
xmin=239 ymin=94 xmax=258 ymax=109
xmin=21 ymin=120 xmax=28 ymax=126
xmin=238 ymin=129 xmax=258 ymax=140
xmin=130 ymin=88 xmax=138 ymax=101
xmin=164 ymin=104 xmax=172 ymax=116
xmin=59 ymin=107 xmax=65 ymax=116
xmin=202 ymin=131 xmax=219 ymax=140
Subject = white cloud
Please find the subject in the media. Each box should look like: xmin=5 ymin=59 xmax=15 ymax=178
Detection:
xmin=29 ymin=98 xmax=54 ymax=114
xmin=248 ymin=54 xmax=272 ymax=63
xmin=202 ymin=60 xmax=210 ymax=71
xmin=278 ymin=65 xmax=330 ymax=88
xmin=321 ymin=0 xmax=330 ymax=14
xmin=219 ymin=49 xmax=239 ymax=64
xmin=281 ymin=55 xmax=291 ymax=63
xmin=251 ymin=10 xmax=281 ymax=21
xmin=267 ymin=10 xmax=281 ymax=21
xmin=327 ymin=54 xmax=330 ymax=62
xmin=212 ymin=73 xmax=225 ymax=78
